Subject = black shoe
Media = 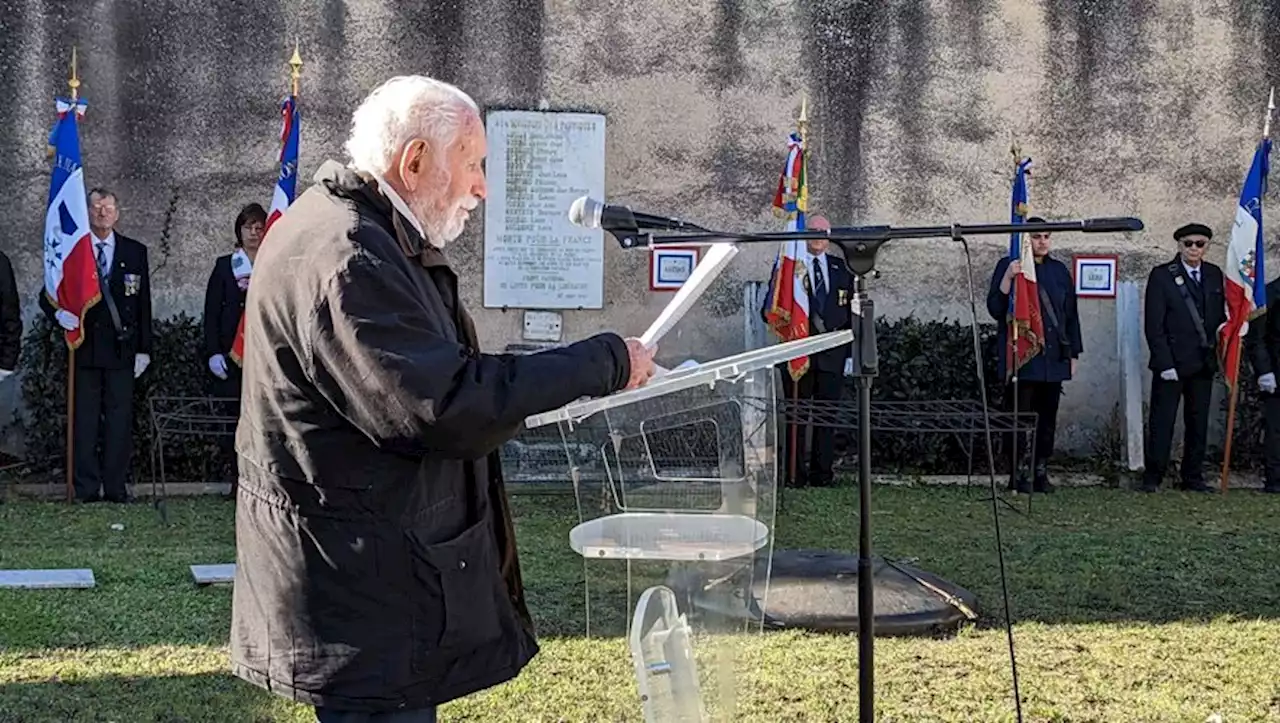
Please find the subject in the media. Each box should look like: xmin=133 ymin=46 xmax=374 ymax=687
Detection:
xmin=1033 ymin=464 xmax=1055 ymax=494
xmin=1137 ymin=481 xmax=1159 ymax=493
xmin=1262 ymin=485 xmax=1280 ymax=494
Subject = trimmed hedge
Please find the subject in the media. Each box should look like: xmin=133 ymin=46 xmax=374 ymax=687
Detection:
xmin=7 ymin=312 xmax=1269 ymax=483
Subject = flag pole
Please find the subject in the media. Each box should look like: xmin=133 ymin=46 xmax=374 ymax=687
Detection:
xmin=1009 ymin=140 xmax=1021 ymax=492
xmin=788 ymin=96 xmax=808 ymax=493
xmin=1220 ymin=86 xmax=1274 ymax=494
xmin=63 ymin=47 xmax=80 ymax=505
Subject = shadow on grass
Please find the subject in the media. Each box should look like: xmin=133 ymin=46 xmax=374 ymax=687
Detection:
xmin=772 ymin=484 xmax=1280 ymax=629
xmin=0 ymin=672 xmax=307 ymax=723
xmin=4 ymin=486 xmax=1280 ymax=654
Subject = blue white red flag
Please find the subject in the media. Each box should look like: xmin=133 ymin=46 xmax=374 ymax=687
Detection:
xmin=1220 ymin=137 xmax=1271 ymax=390
xmin=231 ymin=94 xmax=300 ymax=365
xmin=265 ymin=95 xmax=301 ymax=231
xmin=1006 ymin=157 xmax=1045 ymax=379
xmin=42 ymin=95 xmax=98 ymax=349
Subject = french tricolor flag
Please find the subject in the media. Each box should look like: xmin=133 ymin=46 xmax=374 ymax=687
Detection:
xmin=43 ymin=95 xmax=99 ymax=350
xmin=230 ymin=94 xmax=300 ymax=366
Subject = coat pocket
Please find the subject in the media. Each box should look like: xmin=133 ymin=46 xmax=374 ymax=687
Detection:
xmin=405 ymin=516 xmax=504 ymax=663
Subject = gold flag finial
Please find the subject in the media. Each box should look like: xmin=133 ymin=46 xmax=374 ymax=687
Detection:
xmin=797 ymin=94 xmax=809 ymax=142
xmin=68 ymin=46 xmax=80 ymax=100
xmin=289 ymin=39 xmax=303 ymax=97
xmin=1010 ymin=137 xmax=1021 ymax=165
xmin=1265 ymin=86 xmax=1275 ymax=139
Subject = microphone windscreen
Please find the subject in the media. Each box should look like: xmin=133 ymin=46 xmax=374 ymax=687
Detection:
xmin=568 ymin=196 xmax=602 ymax=228
xmin=1081 ymin=217 xmax=1144 ymax=233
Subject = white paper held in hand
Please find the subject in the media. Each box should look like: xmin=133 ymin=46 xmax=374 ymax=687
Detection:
xmin=638 ymin=243 xmax=739 ymax=351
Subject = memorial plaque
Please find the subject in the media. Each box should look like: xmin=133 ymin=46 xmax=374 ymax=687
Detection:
xmin=483 ymin=110 xmax=606 ymax=309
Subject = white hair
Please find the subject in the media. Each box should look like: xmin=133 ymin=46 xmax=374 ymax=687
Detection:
xmin=344 ymin=75 xmax=480 ymax=176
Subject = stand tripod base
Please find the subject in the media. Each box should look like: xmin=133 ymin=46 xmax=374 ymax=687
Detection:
xmin=667 ymin=549 xmax=980 ymax=636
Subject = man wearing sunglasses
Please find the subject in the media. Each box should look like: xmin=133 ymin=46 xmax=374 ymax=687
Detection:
xmin=1141 ymin=223 xmax=1226 ymax=493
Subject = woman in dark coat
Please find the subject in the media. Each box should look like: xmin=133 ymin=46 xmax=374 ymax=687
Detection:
xmin=202 ymin=203 xmax=267 ymax=492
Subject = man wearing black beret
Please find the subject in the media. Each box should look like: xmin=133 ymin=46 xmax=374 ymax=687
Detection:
xmin=1141 ymin=222 xmax=1226 ymax=493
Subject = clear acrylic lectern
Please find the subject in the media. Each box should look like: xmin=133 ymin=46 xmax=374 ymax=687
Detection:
xmin=525 ymin=330 xmax=853 ymax=722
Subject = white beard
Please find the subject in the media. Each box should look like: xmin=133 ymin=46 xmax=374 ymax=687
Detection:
xmin=416 ymin=194 xmax=477 ymax=249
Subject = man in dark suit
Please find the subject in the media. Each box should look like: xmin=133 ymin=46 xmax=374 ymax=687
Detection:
xmin=761 ymin=214 xmax=856 ymax=487
xmin=1245 ymin=275 xmax=1280 ymax=493
xmin=1141 ymin=222 xmax=1225 ymax=493
xmin=39 ymin=187 xmax=153 ymax=503
xmin=986 ymin=218 xmax=1084 ymax=494
xmin=0 ymin=250 xmax=22 ymax=382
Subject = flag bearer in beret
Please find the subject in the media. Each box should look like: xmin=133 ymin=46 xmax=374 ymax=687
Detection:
xmin=1141 ymin=222 xmax=1226 ymax=493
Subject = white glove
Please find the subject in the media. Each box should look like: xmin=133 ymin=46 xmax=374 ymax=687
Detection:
xmin=1160 ymin=368 xmax=1178 ymax=381
xmin=844 ymin=358 xmax=854 ymax=377
xmin=208 ymin=354 xmax=229 ymax=380
xmin=134 ymin=353 xmax=150 ymax=379
xmin=1261 ymin=372 xmax=1277 ymax=394
xmin=0 ymin=369 xmax=13 ymax=382
xmin=55 ymin=310 xmax=79 ymax=331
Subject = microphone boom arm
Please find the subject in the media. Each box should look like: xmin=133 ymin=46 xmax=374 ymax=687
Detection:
xmin=615 ymin=216 xmax=1143 ymax=276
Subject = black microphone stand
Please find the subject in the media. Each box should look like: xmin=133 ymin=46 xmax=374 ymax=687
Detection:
xmin=606 ymin=215 xmax=1143 ymax=723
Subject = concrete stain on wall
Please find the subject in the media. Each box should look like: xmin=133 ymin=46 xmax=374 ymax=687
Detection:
xmin=887 ymin=0 xmax=937 ymax=218
xmin=397 ymin=0 xmax=465 ymax=84
xmin=1038 ymin=0 xmax=1155 ymax=205
xmin=804 ymin=0 xmax=886 ymax=223
xmin=501 ymin=0 xmax=545 ymax=106
xmin=708 ymin=0 xmax=745 ymax=91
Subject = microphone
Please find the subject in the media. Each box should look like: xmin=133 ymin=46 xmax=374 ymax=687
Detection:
xmin=567 ymin=196 xmax=708 ymax=232
xmin=1080 ymin=217 xmax=1144 ymax=233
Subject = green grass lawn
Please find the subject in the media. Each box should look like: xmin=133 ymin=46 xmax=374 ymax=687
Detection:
xmin=3 ymin=485 xmax=1280 ymax=722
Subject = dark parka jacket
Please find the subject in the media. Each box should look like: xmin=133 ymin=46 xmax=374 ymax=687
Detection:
xmin=230 ymin=160 xmax=632 ymax=712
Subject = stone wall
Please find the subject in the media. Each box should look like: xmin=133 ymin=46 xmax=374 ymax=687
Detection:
xmin=2 ymin=0 xmax=1279 ymax=456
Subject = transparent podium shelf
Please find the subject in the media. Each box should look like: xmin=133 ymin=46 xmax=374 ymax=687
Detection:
xmin=525 ymin=330 xmax=853 ymax=429
xmin=569 ymin=512 xmax=770 ymax=561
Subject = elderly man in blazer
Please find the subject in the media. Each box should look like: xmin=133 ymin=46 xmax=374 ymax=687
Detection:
xmin=760 ymin=214 xmax=856 ymax=488
xmin=39 ymin=187 xmax=153 ymax=503
xmin=1141 ymin=222 xmax=1225 ymax=493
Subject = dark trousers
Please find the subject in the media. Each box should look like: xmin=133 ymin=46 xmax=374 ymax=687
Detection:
xmin=1144 ymin=368 xmax=1214 ymax=487
xmin=779 ymin=366 xmax=843 ymax=487
xmin=1005 ymin=380 xmax=1062 ymax=486
xmin=73 ymin=366 xmax=135 ymax=502
xmin=208 ymin=364 xmax=242 ymax=487
xmin=315 ymin=707 xmax=436 ymax=723
xmin=1263 ymin=392 xmax=1280 ymax=489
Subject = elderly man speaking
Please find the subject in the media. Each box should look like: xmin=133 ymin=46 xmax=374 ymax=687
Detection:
xmin=229 ymin=76 xmax=655 ymax=723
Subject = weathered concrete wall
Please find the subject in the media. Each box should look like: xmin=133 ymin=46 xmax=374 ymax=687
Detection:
xmin=1 ymin=0 xmax=1278 ymax=456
